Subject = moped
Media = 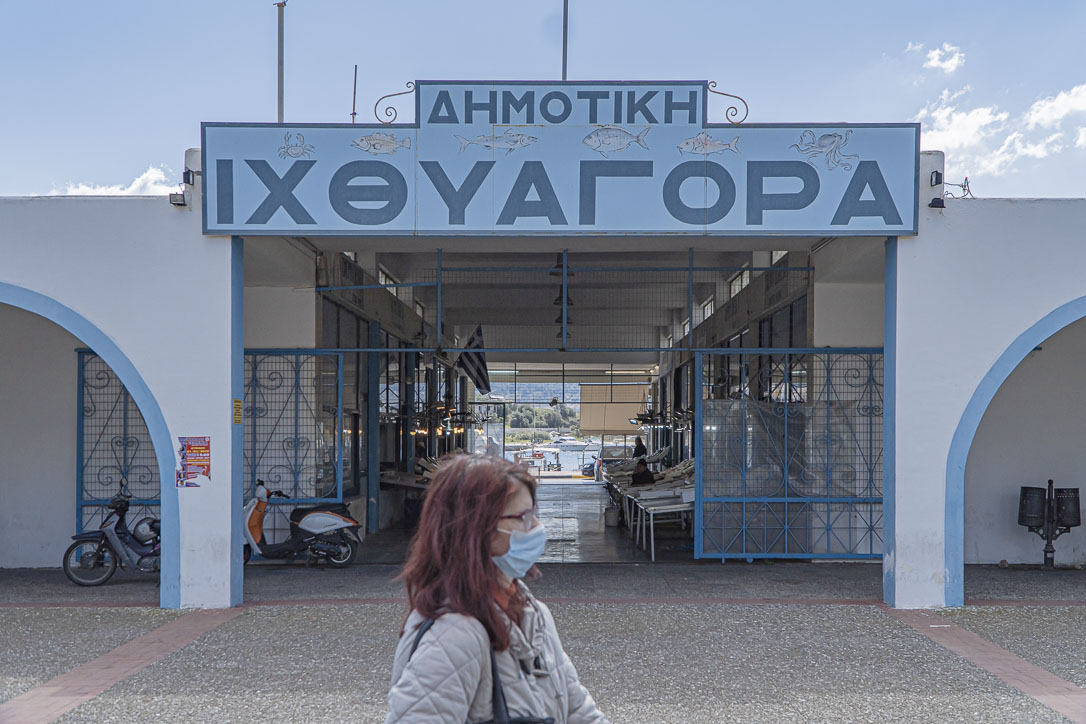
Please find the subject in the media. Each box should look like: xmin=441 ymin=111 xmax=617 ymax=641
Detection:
xmin=63 ymin=492 xmax=160 ymax=586
xmin=242 ymin=480 xmax=361 ymax=566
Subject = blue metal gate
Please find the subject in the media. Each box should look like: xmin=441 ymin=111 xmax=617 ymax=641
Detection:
xmin=77 ymin=350 xmax=160 ymax=532
xmin=694 ymin=349 xmax=883 ymax=559
xmin=77 ymin=351 xmax=343 ymax=541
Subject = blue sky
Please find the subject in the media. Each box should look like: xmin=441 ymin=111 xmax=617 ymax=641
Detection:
xmin=3 ymin=1 xmax=1085 ymax=197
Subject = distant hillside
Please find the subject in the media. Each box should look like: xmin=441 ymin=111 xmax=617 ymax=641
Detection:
xmin=486 ymin=382 xmax=580 ymax=405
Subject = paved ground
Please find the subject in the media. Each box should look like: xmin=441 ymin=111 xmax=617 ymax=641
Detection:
xmin=4 ymin=485 xmax=1084 ymax=722
xmin=1 ymin=563 xmax=1084 ymax=723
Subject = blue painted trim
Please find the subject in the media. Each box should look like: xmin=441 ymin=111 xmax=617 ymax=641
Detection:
xmin=336 ymin=352 xmax=344 ymax=501
xmin=702 ymin=496 xmax=881 ymax=504
xmin=366 ymin=321 xmax=381 ymax=533
xmin=316 ymin=282 xmax=436 ymax=292
xmin=246 ymin=346 xmax=884 ymax=355
xmin=945 ymin=293 xmax=1086 ymax=608
xmin=566 ymin=266 xmax=815 ymax=273
xmin=693 ymin=352 xmax=704 ymax=558
xmin=0 ymin=283 xmax=178 ymax=608
xmin=229 ymin=236 xmax=244 ymax=606
xmin=883 ymin=237 xmax=897 ymax=606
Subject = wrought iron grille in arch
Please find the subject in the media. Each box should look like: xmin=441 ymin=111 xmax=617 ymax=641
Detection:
xmin=77 ymin=351 xmax=160 ymax=532
xmin=695 ymin=349 xmax=883 ymax=559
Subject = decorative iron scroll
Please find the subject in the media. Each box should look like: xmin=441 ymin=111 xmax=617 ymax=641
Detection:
xmin=375 ymin=81 xmax=416 ymax=124
xmin=708 ymin=81 xmax=749 ymax=125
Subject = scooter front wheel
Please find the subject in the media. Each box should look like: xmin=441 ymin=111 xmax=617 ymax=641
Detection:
xmin=63 ymin=540 xmax=118 ymax=586
xmin=327 ymin=537 xmax=358 ymax=568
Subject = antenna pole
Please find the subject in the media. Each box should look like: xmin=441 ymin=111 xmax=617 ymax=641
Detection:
xmin=351 ymin=64 xmax=358 ymax=123
xmin=276 ymin=1 xmax=287 ymax=123
xmin=562 ymin=0 xmax=568 ymax=81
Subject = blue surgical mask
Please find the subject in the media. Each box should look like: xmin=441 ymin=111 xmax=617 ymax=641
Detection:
xmin=492 ymin=524 xmax=546 ymax=580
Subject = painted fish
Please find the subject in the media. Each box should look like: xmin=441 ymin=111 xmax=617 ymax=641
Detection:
xmin=455 ymin=129 xmax=538 ymax=155
xmin=351 ymin=132 xmax=411 ymax=155
xmin=582 ymin=125 xmax=650 ymax=157
xmin=678 ymin=132 xmax=739 ymax=156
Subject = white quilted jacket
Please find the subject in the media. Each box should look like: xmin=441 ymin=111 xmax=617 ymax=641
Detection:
xmin=384 ymin=583 xmax=608 ymax=724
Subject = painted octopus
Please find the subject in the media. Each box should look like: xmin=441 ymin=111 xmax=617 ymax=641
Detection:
xmin=278 ymin=132 xmax=315 ymax=159
xmin=790 ymin=129 xmax=859 ymax=171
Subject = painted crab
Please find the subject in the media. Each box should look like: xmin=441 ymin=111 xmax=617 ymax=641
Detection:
xmin=789 ymin=129 xmax=859 ymax=171
xmin=278 ymin=132 xmax=315 ymax=159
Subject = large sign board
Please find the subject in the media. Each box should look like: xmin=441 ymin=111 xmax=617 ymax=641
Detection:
xmin=202 ymin=81 xmax=919 ymax=236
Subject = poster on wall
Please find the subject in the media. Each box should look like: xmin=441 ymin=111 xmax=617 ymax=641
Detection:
xmin=176 ymin=436 xmax=211 ymax=488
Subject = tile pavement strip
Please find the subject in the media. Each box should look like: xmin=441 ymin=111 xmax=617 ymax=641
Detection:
xmin=885 ymin=608 xmax=1086 ymax=723
xmin=0 ymin=609 xmax=242 ymax=724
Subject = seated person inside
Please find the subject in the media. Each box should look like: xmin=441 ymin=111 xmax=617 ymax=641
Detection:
xmin=630 ymin=458 xmax=655 ymax=487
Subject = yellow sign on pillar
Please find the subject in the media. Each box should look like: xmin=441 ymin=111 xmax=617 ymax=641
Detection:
xmin=232 ymin=398 xmax=243 ymax=425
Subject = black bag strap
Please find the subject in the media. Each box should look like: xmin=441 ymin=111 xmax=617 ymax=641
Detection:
xmin=408 ymin=618 xmax=436 ymax=659
xmin=408 ymin=618 xmax=553 ymax=724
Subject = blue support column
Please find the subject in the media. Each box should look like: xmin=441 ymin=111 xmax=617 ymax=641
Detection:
xmin=883 ymin=237 xmax=898 ymax=606
xmin=693 ymin=352 xmax=704 ymax=558
xmin=404 ymin=352 xmax=417 ymax=472
xmin=367 ymin=321 xmax=381 ymax=534
xmin=229 ymin=235 xmax=245 ymax=606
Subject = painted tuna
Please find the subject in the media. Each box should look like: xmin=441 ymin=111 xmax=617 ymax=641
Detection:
xmin=351 ymin=132 xmax=411 ymax=155
xmin=455 ymin=129 xmax=538 ymax=155
xmin=678 ymin=132 xmax=739 ymax=156
xmin=582 ymin=125 xmax=650 ymax=157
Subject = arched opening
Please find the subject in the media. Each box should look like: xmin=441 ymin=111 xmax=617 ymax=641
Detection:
xmin=0 ymin=284 xmax=177 ymax=606
xmin=964 ymin=317 xmax=1086 ymax=567
xmin=946 ymin=296 xmax=1086 ymax=605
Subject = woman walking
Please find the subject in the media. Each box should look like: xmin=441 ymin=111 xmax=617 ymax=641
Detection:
xmin=384 ymin=454 xmax=608 ymax=724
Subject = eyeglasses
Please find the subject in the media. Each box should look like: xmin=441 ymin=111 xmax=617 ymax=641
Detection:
xmin=498 ymin=506 xmax=538 ymax=530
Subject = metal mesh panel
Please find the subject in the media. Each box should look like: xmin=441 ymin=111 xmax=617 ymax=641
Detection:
xmin=78 ymin=352 xmax=160 ymax=532
xmin=698 ymin=351 xmax=882 ymax=558
xmin=244 ymin=352 xmax=342 ymax=499
xmin=244 ymin=352 xmax=343 ymax=544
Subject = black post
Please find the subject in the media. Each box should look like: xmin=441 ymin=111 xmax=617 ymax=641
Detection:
xmin=1044 ymin=479 xmax=1056 ymax=569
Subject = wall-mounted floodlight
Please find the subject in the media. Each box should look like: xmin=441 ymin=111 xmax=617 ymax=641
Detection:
xmin=169 ymin=193 xmax=186 ymax=206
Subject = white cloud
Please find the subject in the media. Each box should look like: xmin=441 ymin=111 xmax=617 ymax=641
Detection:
xmin=1024 ymin=84 xmax=1086 ymax=129
xmin=904 ymin=41 xmax=924 ymax=53
xmin=915 ymin=87 xmax=1006 ymax=152
xmin=974 ymin=132 xmax=1063 ymax=176
xmin=49 ymin=165 xmax=176 ymax=196
xmin=923 ymin=42 xmax=965 ymax=74
xmin=915 ymin=87 xmax=1068 ymax=179
xmin=1076 ymin=127 xmax=1086 ymax=148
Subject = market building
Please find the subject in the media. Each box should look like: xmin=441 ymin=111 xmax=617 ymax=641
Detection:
xmin=1 ymin=80 xmax=1082 ymax=609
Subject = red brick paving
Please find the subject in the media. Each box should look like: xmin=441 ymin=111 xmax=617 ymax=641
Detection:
xmin=886 ymin=608 xmax=1086 ymax=723
xmin=0 ymin=608 xmax=242 ymax=724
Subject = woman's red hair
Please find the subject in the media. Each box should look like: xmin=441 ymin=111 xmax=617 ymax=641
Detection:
xmin=400 ymin=454 xmax=536 ymax=651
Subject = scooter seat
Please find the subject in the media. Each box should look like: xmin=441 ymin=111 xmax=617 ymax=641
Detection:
xmin=288 ymin=502 xmax=351 ymax=524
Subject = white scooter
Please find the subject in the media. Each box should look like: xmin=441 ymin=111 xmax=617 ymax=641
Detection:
xmin=242 ymin=480 xmax=362 ymax=566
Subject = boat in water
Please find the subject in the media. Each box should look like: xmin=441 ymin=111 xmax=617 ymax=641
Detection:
xmin=548 ymin=432 xmax=597 ymax=450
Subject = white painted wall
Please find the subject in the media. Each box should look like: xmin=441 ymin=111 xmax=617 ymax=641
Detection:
xmin=813 ymin=283 xmax=884 ymax=347
xmin=0 ymin=307 xmax=80 ymax=567
xmin=244 ymin=287 xmax=315 ymax=348
xmin=0 ymin=192 xmax=239 ymax=608
xmin=891 ymin=198 xmax=1086 ymax=607
xmin=965 ymin=316 xmax=1086 ymax=565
